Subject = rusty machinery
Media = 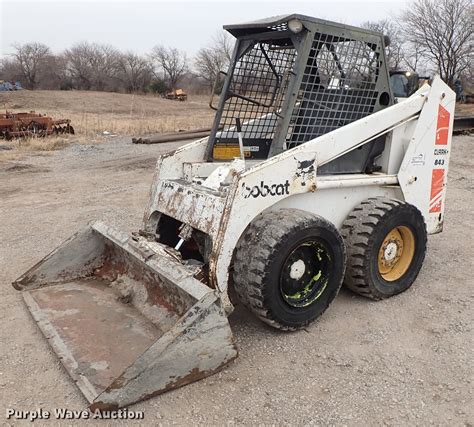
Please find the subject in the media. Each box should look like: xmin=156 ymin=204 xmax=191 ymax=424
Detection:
xmin=0 ymin=111 xmax=74 ymax=140
xmin=165 ymin=88 xmax=188 ymax=101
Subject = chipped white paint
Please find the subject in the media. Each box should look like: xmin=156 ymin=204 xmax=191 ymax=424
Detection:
xmin=143 ymin=76 xmax=454 ymax=293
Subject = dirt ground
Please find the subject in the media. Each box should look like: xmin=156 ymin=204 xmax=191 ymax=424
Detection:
xmin=0 ymin=134 xmax=473 ymax=426
xmin=455 ymin=103 xmax=474 ymax=116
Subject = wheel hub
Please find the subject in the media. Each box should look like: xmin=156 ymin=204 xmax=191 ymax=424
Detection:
xmin=378 ymin=226 xmax=415 ymax=281
xmin=383 ymin=241 xmax=398 ymax=261
xmin=289 ymin=259 xmax=306 ymax=280
xmin=280 ymin=241 xmax=332 ymax=308
xmin=381 ymin=239 xmax=403 ymax=268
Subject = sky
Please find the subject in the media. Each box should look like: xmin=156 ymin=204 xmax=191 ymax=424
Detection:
xmin=0 ymin=0 xmax=409 ymax=57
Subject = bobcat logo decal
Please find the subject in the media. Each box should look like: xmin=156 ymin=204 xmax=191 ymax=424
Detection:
xmin=294 ymin=157 xmax=316 ymax=184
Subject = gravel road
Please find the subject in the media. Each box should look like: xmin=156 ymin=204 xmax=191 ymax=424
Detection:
xmin=0 ymin=136 xmax=472 ymax=426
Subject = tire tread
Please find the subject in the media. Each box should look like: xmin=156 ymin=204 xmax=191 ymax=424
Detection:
xmin=233 ymin=210 xmax=346 ymax=330
xmin=341 ymin=197 xmax=427 ymax=300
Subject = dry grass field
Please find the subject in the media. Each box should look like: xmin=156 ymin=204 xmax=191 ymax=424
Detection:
xmin=0 ymin=90 xmax=215 ymax=161
xmin=1 ymin=91 xmax=472 ymax=162
xmin=455 ymin=102 xmax=474 ymax=116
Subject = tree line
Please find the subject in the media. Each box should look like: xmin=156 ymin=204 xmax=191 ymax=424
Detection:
xmin=0 ymin=30 xmax=233 ymax=94
xmin=0 ymin=0 xmax=472 ymax=93
xmin=0 ymin=34 xmax=232 ymax=94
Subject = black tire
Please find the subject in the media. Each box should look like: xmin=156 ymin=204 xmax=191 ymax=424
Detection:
xmin=341 ymin=197 xmax=427 ymax=300
xmin=232 ymin=209 xmax=346 ymax=331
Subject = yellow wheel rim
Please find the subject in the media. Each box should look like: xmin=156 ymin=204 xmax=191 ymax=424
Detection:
xmin=377 ymin=226 xmax=415 ymax=281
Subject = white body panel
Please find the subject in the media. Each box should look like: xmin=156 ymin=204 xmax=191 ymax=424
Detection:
xmin=397 ymin=78 xmax=455 ymax=233
xmin=143 ymin=77 xmax=455 ymax=293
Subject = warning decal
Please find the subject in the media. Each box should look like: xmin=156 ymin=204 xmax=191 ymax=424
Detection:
xmin=429 ymin=169 xmax=445 ymax=213
xmin=429 ymin=104 xmax=451 ymax=214
xmin=435 ymin=105 xmax=450 ymax=145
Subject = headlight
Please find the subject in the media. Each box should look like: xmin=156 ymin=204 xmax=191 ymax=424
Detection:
xmin=288 ymin=19 xmax=303 ymax=34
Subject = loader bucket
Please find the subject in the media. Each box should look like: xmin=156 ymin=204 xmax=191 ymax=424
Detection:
xmin=13 ymin=222 xmax=237 ymax=410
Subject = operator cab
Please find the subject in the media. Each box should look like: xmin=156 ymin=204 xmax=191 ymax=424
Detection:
xmin=390 ymin=70 xmax=429 ymax=98
xmin=206 ymin=14 xmax=394 ymax=174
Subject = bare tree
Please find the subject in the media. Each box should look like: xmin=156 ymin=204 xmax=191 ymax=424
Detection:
xmin=214 ymin=31 xmax=233 ymax=64
xmin=118 ymin=52 xmax=153 ymax=93
xmin=194 ymin=31 xmax=234 ymax=88
xmin=400 ymin=0 xmax=473 ymax=86
xmin=65 ymin=42 xmax=120 ymax=91
xmin=52 ymin=53 xmax=74 ymax=90
xmin=64 ymin=43 xmax=94 ymax=90
xmin=401 ymin=40 xmax=428 ymax=74
xmin=89 ymin=44 xmax=121 ymax=91
xmin=11 ymin=42 xmax=51 ymax=89
xmin=150 ymin=45 xmax=188 ymax=90
xmin=0 ymin=57 xmax=22 ymax=83
xmin=362 ymin=19 xmax=404 ymax=70
xmin=37 ymin=54 xmax=69 ymax=90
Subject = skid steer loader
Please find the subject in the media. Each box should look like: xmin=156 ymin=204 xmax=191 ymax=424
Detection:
xmin=14 ymin=14 xmax=455 ymax=410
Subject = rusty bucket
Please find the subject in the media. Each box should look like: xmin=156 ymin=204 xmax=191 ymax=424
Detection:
xmin=13 ymin=222 xmax=237 ymax=410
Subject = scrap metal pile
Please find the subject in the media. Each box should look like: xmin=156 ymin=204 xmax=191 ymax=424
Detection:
xmin=0 ymin=111 xmax=74 ymax=140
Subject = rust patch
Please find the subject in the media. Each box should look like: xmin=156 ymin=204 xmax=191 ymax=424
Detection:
xmin=89 ymin=401 xmax=119 ymax=412
xmin=92 ymin=356 xmax=237 ymax=411
xmin=28 ymin=279 xmax=162 ymax=395
xmin=95 ymin=242 xmax=193 ymax=317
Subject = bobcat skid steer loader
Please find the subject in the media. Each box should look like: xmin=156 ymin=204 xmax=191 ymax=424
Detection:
xmin=13 ymin=14 xmax=455 ymax=410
